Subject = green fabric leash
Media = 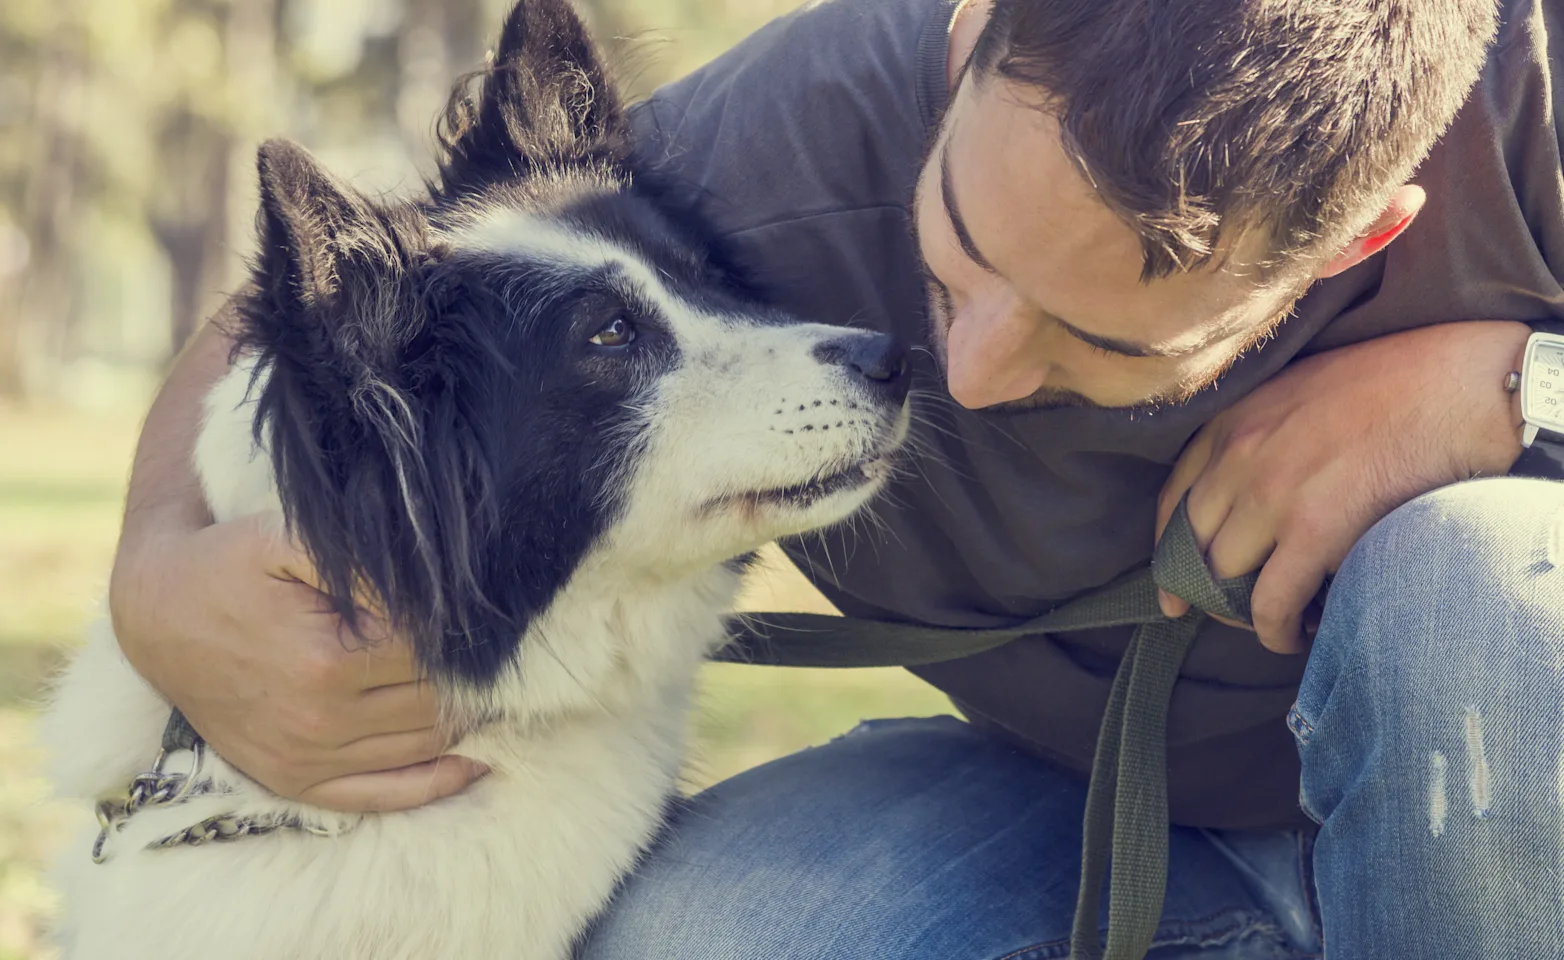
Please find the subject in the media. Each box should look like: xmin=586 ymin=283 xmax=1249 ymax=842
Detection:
xmin=714 ymin=495 xmax=1256 ymax=960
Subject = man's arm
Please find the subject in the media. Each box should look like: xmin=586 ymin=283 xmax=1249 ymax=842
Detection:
xmin=108 ymin=303 xmax=487 ymax=812
xmin=116 ymin=318 xmax=228 ymax=544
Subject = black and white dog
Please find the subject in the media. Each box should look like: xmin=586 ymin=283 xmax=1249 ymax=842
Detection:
xmin=39 ymin=1 xmax=909 ymax=956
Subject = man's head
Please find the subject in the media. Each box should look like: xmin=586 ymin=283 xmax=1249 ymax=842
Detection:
xmin=915 ymin=0 xmax=1498 ymax=411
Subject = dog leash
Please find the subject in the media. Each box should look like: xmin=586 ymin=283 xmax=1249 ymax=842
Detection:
xmin=713 ymin=494 xmax=1256 ymax=960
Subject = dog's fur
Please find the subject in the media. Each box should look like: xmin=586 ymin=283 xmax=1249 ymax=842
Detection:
xmin=38 ymin=2 xmax=910 ymax=957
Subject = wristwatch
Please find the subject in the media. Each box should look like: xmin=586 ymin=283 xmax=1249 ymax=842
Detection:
xmin=1510 ymin=322 xmax=1564 ymax=480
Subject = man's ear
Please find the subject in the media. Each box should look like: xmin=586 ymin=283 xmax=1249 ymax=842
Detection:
xmin=437 ymin=0 xmax=627 ymax=192
xmin=1317 ymin=184 xmax=1427 ymax=279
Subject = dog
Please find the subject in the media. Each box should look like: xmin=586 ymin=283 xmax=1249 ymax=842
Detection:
xmin=36 ymin=1 xmax=910 ymax=956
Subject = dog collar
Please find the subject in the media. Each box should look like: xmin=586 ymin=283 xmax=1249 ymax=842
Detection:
xmin=92 ymin=710 xmax=336 ymax=863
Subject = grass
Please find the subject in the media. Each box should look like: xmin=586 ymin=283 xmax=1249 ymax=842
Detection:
xmin=0 ymin=399 xmax=952 ymax=959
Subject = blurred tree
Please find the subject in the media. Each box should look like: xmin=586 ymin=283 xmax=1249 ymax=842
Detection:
xmin=152 ymin=1 xmax=239 ymax=354
xmin=398 ymin=0 xmax=483 ymax=161
xmin=1 ymin=2 xmax=87 ymax=397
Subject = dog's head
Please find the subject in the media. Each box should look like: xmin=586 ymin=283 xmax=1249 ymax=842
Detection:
xmin=230 ymin=0 xmax=909 ymax=691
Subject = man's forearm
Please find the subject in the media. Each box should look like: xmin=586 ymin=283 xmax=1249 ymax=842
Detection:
xmin=117 ymin=303 xmax=238 ymax=547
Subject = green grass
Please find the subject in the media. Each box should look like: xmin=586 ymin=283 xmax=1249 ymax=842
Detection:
xmin=0 ymin=400 xmax=951 ymax=958
xmin=0 ymin=406 xmax=134 ymax=653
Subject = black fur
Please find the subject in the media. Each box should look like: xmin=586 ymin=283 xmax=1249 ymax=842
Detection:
xmin=233 ymin=0 xmax=747 ymax=686
xmin=436 ymin=0 xmax=628 ymax=194
xmin=242 ymin=141 xmax=522 ymax=684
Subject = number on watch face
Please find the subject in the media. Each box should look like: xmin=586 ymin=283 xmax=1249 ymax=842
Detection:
xmin=1527 ymin=342 xmax=1564 ymax=431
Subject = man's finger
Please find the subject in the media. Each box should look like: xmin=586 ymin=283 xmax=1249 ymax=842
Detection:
xmin=343 ymin=680 xmax=446 ymax=740
xmin=327 ymin=724 xmax=457 ymax=773
xmin=1203 ymin=495 xmax=1275 ymax=582
xmin=1157 ymin=462 xmax=1234 ymax=620
xmin=328 ymin=608 xmax=407 ymax=660
xmin=266 ymin=599 xmax=424 ymax=691
xmin=1156 ymin=429 xmax=1217 ymax=542
xmin=297 ymin=756 xmax=491 ymax=813
xmin=1156 ymin=430 xmax=1220 ymax=619
xmin=1157 ymin=589 xmax=1190 ymax=619
xmin=253 ymin=518 xmax=398 ymax=628
xmin=1250 ymin=546 xmax=1328 ymax=655
xmin=329 ymin=643 xmax=423 ymax=693
xmin=249 ymin=516 xmax=323 ymax=590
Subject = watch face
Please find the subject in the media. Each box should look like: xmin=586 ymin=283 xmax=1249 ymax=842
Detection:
xmin=1525 ymin=338 xmax=1564 ymax=433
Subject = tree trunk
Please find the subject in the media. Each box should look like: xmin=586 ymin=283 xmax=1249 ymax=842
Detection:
xmin=6 ymin=31 xmax=85 ymax=398
xmin=152 ymin=106 xmax=234 ymax=358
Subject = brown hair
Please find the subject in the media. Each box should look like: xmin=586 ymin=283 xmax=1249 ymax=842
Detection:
xmin=971 ymin=0 xmax=1498 ymax=279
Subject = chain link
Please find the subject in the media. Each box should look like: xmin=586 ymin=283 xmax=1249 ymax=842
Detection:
xmin=91 ymin=742 xmax=336 ymax=863
xmin=145 ymin=810 xmax=337 ymax=850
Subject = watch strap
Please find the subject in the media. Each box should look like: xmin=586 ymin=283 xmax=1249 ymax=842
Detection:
xmin=1512 ymin=426 xmax=1564 ymax=480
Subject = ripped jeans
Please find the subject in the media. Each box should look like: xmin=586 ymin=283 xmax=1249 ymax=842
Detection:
xmin=577 ymin=478 xmax=1564 ymax=959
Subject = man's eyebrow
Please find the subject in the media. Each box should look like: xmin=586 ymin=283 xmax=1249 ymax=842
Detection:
xmin=940 ymin=140 xmax=999 ymax=275
xmin=938 ymin=139 xmax=1205 ymax=360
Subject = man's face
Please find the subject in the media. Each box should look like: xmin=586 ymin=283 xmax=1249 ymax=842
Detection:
xmin=912 ymin=71 xmax=1309 ymax=412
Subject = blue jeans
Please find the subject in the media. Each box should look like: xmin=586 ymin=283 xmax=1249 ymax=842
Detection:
xmin=580 ymin=478 xmax=1564 ymax=959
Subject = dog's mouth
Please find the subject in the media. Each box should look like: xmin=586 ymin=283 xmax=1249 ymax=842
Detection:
xmin=702 ymin=403 xmax=910 ymax=519
xmin=709 ymin=451 xmax=896 ymax=515
xmin=749 ymin=458 xmax=880 ymax=508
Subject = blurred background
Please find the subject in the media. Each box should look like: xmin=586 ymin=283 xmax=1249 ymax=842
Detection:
xmin=0 ymin=1 xmax=953 ymax=955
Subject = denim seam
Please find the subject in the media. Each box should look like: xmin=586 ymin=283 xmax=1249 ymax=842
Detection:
xmin=1286 ymin=704 xmax=1315 ymax=745
xmin=1155 ymin=911 xmax=1299 ymax=958
xmin=1294 ymin=830 xmax=1324 ymax=958
xmin=993 ymin=942 xmax=1068 ymax=960
xmin=989 ymin=908 xmax=1305 ymax=960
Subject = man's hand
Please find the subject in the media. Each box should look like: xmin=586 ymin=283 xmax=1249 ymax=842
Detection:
xmin=1156 ymin=321 xmax=1530 ymax=654
xmin=110 ymin=515 xmax=490 ymax=811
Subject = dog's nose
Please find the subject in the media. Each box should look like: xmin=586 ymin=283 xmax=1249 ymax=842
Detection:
xmin=814 ymin=332 xmax=910 ymax=406
xmin=848 ymin=333 xmax=908 ymax=383
xmin=847 ymin=333 xmax=910 ymax=405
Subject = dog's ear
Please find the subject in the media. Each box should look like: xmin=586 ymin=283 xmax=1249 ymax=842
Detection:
xmin=437 ymin=0 xmax=627 ymax=191
xmin=244 ymin=140 xmax=504 ymax=683
xmin=255 ymin=139 xmax=390 ymax=311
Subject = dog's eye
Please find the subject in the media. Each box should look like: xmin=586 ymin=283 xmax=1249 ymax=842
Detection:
xmin=589 ymin=316 xmax=636 ymax=348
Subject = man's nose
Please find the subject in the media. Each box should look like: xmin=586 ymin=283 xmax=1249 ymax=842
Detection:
xmin=944 ymin=298 xmax=1050 ymax=409
xmin=812 ymin=332 xmax=910 ymax=406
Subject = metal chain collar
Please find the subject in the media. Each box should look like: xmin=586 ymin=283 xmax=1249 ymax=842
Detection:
xmin=91 ymin=741 xmax=334 ymax=864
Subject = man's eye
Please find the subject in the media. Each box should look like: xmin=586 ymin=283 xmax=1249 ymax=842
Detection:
xmin=589 ymin=317 xmax=636 ymax=347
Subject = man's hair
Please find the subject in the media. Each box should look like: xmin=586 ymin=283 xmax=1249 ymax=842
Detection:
xmin=971 ymin=0 xmax=1499 ymax=280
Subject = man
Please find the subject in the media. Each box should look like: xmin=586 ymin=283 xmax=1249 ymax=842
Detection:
xmin=109 ymin=0 xmax=1564 ymax=956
